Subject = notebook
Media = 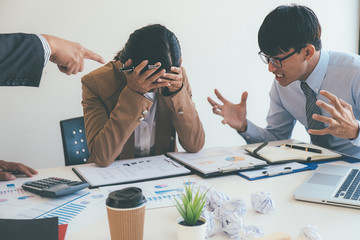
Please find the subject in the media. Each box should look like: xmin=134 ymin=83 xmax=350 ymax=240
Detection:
xmin=245 ymin=142 xmax=342 ymax=164
xmin=166 ymin=146 xmax=267 ymax=177
xmin=294 ymin=164 xmax=360 ymax=209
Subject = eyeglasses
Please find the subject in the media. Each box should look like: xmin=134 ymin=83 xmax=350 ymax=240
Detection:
xmin=258 ymin=48 xmax=301 ymax=69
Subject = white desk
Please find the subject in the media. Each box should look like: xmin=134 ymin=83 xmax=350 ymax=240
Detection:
xmin=36 ymin=162 xmax=358 ymax=240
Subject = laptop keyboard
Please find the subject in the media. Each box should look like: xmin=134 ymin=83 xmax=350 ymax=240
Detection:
xmin=335 ymin=169 xmax=360 ymax=200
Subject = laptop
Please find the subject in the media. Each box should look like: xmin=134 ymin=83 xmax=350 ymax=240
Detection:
xmin=294 ymin=164 xmax=360 ymax=209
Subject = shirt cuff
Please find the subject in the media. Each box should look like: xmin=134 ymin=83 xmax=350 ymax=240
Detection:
xmin=237 ymin=120 xmax=257 ymax=143
xmin=36 ymin=34 xmax=51 ymax=66
xmin=350 ymin=120 xmax=360 ymax=146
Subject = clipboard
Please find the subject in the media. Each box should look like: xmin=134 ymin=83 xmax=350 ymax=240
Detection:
xmin=72 ymin=154 xmax=191 ymax=188
xmin=238 ymin=162 xmax=316 ymax=181
xmin=166 ymin=146 xmax=268 ymax=177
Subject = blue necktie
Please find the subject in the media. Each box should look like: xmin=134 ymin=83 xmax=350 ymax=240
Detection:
xmin=300 ymin=81 xmax=330 ymax=148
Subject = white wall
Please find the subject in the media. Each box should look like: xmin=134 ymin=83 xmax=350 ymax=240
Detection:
xmin=0 ymin=0 xmax=358 ymax=169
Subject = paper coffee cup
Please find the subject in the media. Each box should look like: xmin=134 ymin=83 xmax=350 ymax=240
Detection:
xmin=106 ymin=187 xmax=146 ymax=240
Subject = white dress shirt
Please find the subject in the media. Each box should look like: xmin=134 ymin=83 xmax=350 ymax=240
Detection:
xmin=36 ymin=34 xmax=51 ymax=66
xmin=134 ymin=92 xmax=157 ymax=157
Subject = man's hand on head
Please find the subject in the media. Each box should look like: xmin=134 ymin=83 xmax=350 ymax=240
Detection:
xmin=123 ymin=59 xmax=170 ymax=94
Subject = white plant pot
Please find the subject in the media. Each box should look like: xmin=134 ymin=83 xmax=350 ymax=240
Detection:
xmin=176 ymin=216 xmax=207 ymax=240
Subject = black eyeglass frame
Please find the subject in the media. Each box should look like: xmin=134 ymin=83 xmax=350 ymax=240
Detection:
xmin=258 ymin=48 xmax=303 ymax=69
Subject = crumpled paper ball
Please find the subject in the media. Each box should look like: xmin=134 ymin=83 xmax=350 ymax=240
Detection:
xmin=251 ymin=191 xmax=275 ymax=214
xmin=201 ymin=209 xmax=217 ymax=238
xmin=218 ymin=198 xmax=247 ymax=237
xmin=297 ymin=225 xmax=322 ymax=240
xmin=239 ymin=225 xmax=265 ymax=240
xmin=206 ymin=190 xmax=230 ymax=212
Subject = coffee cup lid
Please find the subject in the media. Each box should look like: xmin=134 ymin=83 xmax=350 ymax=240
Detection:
xmin=106 ymin=187 xmax=146 ymax=208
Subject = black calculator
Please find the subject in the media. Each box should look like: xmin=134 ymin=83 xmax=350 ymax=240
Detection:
xmin=22 ymin=177 xmax=90 ymax=197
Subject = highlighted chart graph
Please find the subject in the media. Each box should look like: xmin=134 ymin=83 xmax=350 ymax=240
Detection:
xmin=37 ymin=192 xmax=106 ymax=235
xmin=0 ymin=177 xmax=105 ymax=224
xmin=0 ymin=177 xmax=109 ymax=235
xmin=35 ymin=193 xmax=90 ymax=225
xmin=225 ymin=156 xmax=245 ymax=162
xmin=0 ymin=182 xmax=38 ymax=217
xmin=0 ymin=183 xmax=31 ymax=201
xmin=145 ymin=185 xmax=183 ymax=208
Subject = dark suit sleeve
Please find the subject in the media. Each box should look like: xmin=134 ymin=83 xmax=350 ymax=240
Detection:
xmin=0 ymin=33 xmax=45 ymax=87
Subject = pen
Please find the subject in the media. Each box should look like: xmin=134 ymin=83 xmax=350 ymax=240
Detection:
xmin=119 ymin=65 xmax=160 ymax=72
xmin=262 ymin=167 xmax=292 ymax=176
xmin=219 ymin=164 xmax=256 ymax=173
xmin=164 ymin=158 xmax=182 ymax=168
xmin=284 ymin=144 xmax=323 ymax=154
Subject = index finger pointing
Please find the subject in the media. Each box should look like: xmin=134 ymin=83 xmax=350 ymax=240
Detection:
xmin=84 ymin=48 xmax=105 ymax=64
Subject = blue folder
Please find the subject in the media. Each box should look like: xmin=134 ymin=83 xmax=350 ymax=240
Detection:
xmin=239 ymin=154 xmax=360 ymax=181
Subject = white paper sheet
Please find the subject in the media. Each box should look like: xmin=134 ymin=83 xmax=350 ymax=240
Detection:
xmin=73 ymin=155 xmax=191 ymax=187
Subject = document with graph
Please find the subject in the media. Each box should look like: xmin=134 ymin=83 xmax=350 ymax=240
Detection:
xmin=72 ymin=155 xmax=191 ymax=188
xmin=166 ymin=146 xmax=267 ymax=177
xmin=0 ymin=176 xmax=105 ymax=235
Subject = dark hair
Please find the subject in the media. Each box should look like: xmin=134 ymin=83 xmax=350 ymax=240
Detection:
xmin=258 ymin=4 xmax=322 ymax=56
xmin=114 ymin=24 xmax=181 ymax=72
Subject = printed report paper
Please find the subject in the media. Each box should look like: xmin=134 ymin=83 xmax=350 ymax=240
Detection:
xmin=73 ymin=154 xmax=191 ymax=187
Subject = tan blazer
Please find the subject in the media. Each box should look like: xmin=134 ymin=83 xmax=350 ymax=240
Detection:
xmin=81 ymin=61 xmax=205 ymax=166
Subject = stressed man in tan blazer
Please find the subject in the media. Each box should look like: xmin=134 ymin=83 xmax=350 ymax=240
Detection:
xmin=81 ymin=24 xmax=205 ymax=167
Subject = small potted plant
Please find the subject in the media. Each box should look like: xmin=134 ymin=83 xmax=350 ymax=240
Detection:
xmin=175 ymin=183 xmax=208 ymax=240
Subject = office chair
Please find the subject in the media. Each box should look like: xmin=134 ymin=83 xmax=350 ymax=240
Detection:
xmin=60 ymin=116 xmax=89 ymax=166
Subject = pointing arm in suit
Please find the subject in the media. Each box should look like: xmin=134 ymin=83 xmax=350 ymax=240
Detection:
xmin=0 ymin=33 xmax=44 ymax=87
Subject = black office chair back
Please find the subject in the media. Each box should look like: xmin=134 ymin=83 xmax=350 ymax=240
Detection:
xmin=60 ymin=117 xmax=89 ymax=166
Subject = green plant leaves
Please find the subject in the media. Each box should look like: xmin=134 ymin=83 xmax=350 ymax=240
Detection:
xmin=186 ymin=203 xmax=194 ymax=224
xmin=175 ymin=198 xmax=186 ymax=220
xmin=175 ymin=182 xmax=209 ymax=226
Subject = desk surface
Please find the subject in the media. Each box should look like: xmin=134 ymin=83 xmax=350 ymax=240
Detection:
xmin=36 ymin=161 xmax=358 ymax=240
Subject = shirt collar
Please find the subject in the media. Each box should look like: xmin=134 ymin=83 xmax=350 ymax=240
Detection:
xmin=299 ymin=49 xmax=329 ymax=94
